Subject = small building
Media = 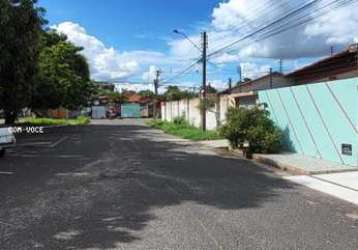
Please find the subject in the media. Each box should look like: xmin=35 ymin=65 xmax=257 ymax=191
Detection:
xmin=123 ymin=93 xmax=154 ymax=118
xmin=220 ymin=72 xmax=291 ymax=108
xmin=91 ymin=96 xmax=110 ymax=119
xmin=219 ymin=43 xmax=358 ymax=109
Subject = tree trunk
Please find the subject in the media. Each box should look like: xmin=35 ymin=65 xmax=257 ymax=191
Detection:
xmin=4 ymin=111 xmax=17 ymax=125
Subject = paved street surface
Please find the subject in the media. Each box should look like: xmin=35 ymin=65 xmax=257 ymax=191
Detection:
xmin=0 ymin=120 xmax=357 ymax=250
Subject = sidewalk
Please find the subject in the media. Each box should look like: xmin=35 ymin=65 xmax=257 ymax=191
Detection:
xmin=285 ymin=172 xmax=358 ymax=206
xmin=199 ymin=139 xmax=358 ymax=174
xmin=252 ymin=153 xmax=358 ymax=175
xmin=200 ymin=139 xmax=358 ymax=206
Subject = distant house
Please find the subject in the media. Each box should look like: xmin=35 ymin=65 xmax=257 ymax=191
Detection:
xmin=286 ymin=43 xmax=358 ymax=84
xmin=220 ymin=72 xmax=292 ymax=108
xmin=123 ymin=93 xmax=154 ymax=118
xmin=219 ymin=43 xmax=358 ymax=108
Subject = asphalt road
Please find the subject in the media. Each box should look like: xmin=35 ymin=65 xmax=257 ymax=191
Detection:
xmin=0 ymin=119 xmax=357 ymax=250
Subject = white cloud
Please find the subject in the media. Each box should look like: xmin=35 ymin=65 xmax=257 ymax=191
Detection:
xmin=115 ymin=82 xmax=172 ymax=95
xmin=209 ymin=80 xmax=229 ymax=91
xmin=52 ymin=22 xmax=166 ymax=82
xmin=115 ymin=82 xmax=153 ymax=93
xmin=168 ymin=35 xmax=201 ymax=61
xmin=142 ymin=65 xmax=159 ymax=82
xmin=209 ymin=0 xmax=358 ymax=59
xmin=240 ymin=62 xmax=271 ymax=80
xmin=304 ymin=4 xmax=358 ymax=44
xmin=52 ymin=0 xmax=358 ymax=90
xmin=210 ymin=53 xmax=239 ymax=64
xmin=168 ymin=30 xmax=237 ymax=63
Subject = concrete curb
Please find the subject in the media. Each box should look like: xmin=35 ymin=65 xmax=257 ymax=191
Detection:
xmin=252 ymin=154 xmax=358 ymax=175
xmin=219 ymin=148 xmax=358 ymax=175
xmin=252 ymin=154 xmax=309 ymax=175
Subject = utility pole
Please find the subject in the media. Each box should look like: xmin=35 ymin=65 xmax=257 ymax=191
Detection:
xmin=237 ymin=65 xmax=242 ymax=85
xmin=228 ymin=78 xmax=232 ymax=90
xmin=202 ymin=31 xmax=207 ymax=131
xmin=153 ymin=70 xmax=161 ymax=119
xmin=330 ymin=46 xmax=334 ymax=56
xmin=279 ymin=59 xmax=283 ymax=73
xmin=154 ymin=70 xmax=160 ymax=96
xmin=172 ymin=29 xmax=207 ymax=130
xmin=269 ymin=67 xmax=273 ymax=89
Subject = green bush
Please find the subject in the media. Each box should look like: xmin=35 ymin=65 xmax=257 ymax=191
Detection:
xmin=220 ymin=106 xmax=282 ymax=153
xmin=173 ymin=116 xmax=188 ymax=127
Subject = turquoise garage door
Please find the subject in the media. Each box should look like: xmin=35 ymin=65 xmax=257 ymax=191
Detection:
xmin=121 ymin=104 xmax=141 ymax=118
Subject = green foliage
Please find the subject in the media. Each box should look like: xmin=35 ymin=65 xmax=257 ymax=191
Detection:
xmin=172 ymin=116 xmax=187 ymax=126
xmin=205 ymin=84 xmax=218 ymax=94
xmin=0 ymin=0 xmax=46 ymax=124
xmin=147 ymin=119 xmax=222 ymax=141
xmin=0 ymin=1 xmax=92 ymax=123
xmin=32 ymin=32 xmax=93 ymax=110
xmin=107 ymin=92 xmax=128 ymax=104
xmin=164 ymin=86 xmax=197 ymax=101
xmin=20 ymin=116 xmax=90 ymax=126
xmin=138 ymin=90 xmax=155 ymax=98
xmin=220 ymin=106 xmax=282 ymax=153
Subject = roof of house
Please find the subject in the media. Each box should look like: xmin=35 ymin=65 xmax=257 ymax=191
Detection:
xmin=219 ymin=72 xmax=284 ymax=95
xmin=219 ymin=43 xmax=358 ymax=95
xmin=126 ymin=94 xmax=152 ymax=104
xmin=286 ymin=44 xmax=358 ymax=83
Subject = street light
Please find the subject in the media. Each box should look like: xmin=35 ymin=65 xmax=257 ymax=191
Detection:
xmin=173 ymin=29 xmax=208 ymax=131
xmin=173 ymin=29 xmax=202 ymax=52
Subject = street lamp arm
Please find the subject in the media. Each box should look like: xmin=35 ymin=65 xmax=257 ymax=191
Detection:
xmin=173 ymin=30 xmax=202 ymax=52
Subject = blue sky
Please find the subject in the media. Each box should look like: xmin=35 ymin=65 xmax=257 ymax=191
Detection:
xmin=40 ymin=0 xmax=358 ymax=92
xmin=41 ymin=0 xmax=218 ymax=52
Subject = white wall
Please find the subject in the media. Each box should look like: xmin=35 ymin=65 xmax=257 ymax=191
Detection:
xmin=219 ymin=95 xmax=230 ymax=124
xmin=161 ymin=95 xmax=233 ymax=130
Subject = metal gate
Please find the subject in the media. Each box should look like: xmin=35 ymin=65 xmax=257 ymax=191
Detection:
xmin=121 ymin=104 xmax=141 ymax=118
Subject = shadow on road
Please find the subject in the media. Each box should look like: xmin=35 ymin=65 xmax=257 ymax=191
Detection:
xmin=0 ymin=124 xmax=297 ymax=249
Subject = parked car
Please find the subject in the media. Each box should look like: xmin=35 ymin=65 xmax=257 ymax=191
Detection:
xmin=0 ymin=128 xmax=16 ymax=158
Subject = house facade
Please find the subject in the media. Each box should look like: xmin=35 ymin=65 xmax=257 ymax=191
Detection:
xmin=219 ymin=72 xmax=292 ymax=109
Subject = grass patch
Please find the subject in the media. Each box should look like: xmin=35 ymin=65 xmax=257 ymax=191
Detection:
xmin=147 ymin=118 xmax=222 ymax=141
xmin=20 ymin=116 xmax=90 ymax=126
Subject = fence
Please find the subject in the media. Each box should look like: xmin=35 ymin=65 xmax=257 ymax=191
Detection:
xmin=161 ymin=78 xmax=357 ymax=167
xmin=161 ymin=98 xmax=219 ymax=130
xmin=258 ymin=78 xmax=357 ymax=167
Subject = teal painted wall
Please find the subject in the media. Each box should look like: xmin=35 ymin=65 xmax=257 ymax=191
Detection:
xmin=121 ymin=104 xmax=141 ymax=118
xmin=258 ymin=78 xmax=358 ymax=167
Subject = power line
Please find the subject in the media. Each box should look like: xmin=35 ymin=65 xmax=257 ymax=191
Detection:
xmin=158 ymin=0 xmax=356 ymax=95
xmin=207 ymin=1 xmax=299 ymax=53
xmin=159 ymin=60 xmax=200 ymax=85
xmin=246 ymin=0 xmax=355 ymax=50
xmin=160 ymin=1 xmax=313 ymax=87
xmin=208 ymin=0 xmax=356 ymax=61
xmin=207 ymin=0 xmax=325 ymax=59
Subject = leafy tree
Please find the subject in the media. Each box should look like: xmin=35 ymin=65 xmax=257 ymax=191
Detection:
xmin=107 ymin=92 xmax=128 ymax=104
xmin=164 ymin=86 xmax=182 ymax=101
xmin=181 ymin=90 xmax=197 ymax=99
xmin=164 ymin=86 xmax=197 ymax=101
xmin=32 ymin=32 xmax=93 ymax=111
xmin=138 ymin=90 xmax=155 ymax=98
xmin=0 ymin=0 xmax=46 ymax=124
xmin=206 ymin=84 xmax=218 ymax=94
